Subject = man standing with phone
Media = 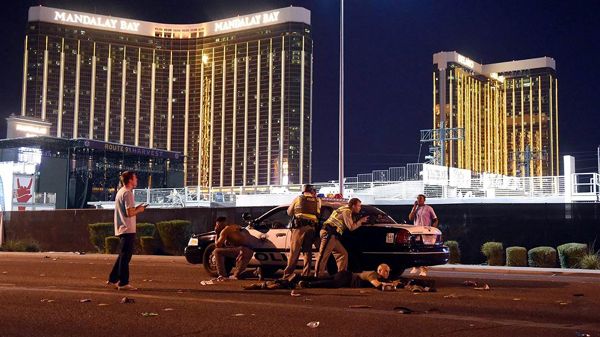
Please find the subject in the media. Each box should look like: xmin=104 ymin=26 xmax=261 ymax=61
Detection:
xmin=408 ymin=194 xmax=438 ymax=276
xmin=107 ymin=171 xmax=146 ymax=290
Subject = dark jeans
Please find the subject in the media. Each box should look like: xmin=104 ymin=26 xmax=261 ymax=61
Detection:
xmin=108 ymin=233 xmax=136 ymax=286
xmin=305 ymin=270 xmax=354 ymax=288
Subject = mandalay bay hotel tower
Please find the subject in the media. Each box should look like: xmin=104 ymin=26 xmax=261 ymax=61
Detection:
xmin=433 ymin=52 xmax=559 ymax=177
xmin=21 ymin=6 xmax=313 ymax=188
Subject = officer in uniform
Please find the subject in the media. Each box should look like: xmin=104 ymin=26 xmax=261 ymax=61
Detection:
xmin=314 ymin=198 xmax=369 ymax=277
xmin=282 ymin=184 xmax=321 ymax=278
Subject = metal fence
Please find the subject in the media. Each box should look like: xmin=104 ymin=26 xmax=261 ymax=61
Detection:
xmin=116 ymin=167 xmax=598 ymax=208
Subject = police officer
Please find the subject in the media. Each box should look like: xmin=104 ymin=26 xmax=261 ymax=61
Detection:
xmin=314 ymin=198 xmax=369 ymax=277
xmin=282 ymin=184 xmax=321 ymax=278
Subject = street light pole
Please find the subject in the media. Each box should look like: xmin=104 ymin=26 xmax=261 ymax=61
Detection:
xmin=339 ymin=0 xmax=344 ymax=196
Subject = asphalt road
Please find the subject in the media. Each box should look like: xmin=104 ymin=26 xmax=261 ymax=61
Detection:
xmin=0 ymin=252 xmax=598 ymax=337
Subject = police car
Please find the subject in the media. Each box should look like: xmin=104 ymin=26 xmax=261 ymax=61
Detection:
xmin=184 ymin=200 xmax=449 ymax=277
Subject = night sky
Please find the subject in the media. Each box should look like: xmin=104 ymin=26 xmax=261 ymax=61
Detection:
xmin=1 ymin=0 xmax=599 ymax=181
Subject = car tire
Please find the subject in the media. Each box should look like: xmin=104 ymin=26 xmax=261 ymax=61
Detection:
xmin=203 ymin=243 xmax=233 ymax=277
xmin=260 ymin=266 xmax=280 ymax=278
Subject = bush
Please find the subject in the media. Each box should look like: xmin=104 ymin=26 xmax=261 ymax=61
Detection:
xmin=88 ymin=223 xmax=114 ymax=253
xmin=156 ymin=220 xmax=192 ymax=255
xmin=136 ymin=223 xmax=156 ymax=238
xmin=136 ymin=223 xmax=156 ymax=254
xmin=445 ymin=241 xmax=460 ymax=264
xmin=557 ymin=243 xmax=587 ymax=268
xmin=0 ymin=240 xmax=41 ymax=252
xmin=481 ymin=242 xmax=504 ymax=266
xmin=528 ymin=247 xmax=557 ymax=268
xmin=506 ymin=246 xmax=527 ymax=267
xmin=104 ymin=236 xmax=120 ymax=254
xmin=140 ymin=236 xmax=159 ymax=255
xmin=579 ymin=253 xmax=600 ymax=270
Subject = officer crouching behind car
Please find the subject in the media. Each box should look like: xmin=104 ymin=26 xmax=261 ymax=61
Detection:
xmin=314 ymin=198 xmax=369 ymax=278
xmin=283 ymin=184 xmax=321 ymax=278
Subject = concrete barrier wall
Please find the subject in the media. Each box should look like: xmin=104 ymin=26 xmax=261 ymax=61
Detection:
xmin=2 ymin=206 xmax=272 ymax=252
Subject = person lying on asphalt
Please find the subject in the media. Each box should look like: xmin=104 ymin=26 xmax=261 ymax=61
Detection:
xmin=213 ymin=217 xmax=262 ymax=280
xmin=298 ymin=263 xmax=399 ymax=290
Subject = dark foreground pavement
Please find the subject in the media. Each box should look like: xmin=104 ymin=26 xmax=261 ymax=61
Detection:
xmin=0 ymin=252 xmax=598 ymax=337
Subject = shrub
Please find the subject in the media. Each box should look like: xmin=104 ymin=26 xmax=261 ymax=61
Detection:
xmin=579 ymin=253 xmax=600 ymax=270
xmin=481 ymin=242 xmax=504 ymax=266
xmin=104 ymin=236 xmax=120 ymax=254
xmin=135 ymin=223 xmax=156 ymax=254
xmin=0 ymin=240 xmax=41 ymax=252
xmin=136 ymin=223 xmax=156 ymax=238
xmin=528 ymin=247 xmax=557 ymax=268
xmin=506 ymin=246 xmax=527 ymax=267
xmin=445 ymin=241 xmax=460 ymax=264
xmin=140 ymin=236 xmax=159 ymax=255
xmin=557 ymin=243 xmax=587 ymax=269
xmin=88 ymin=223 xmax=114 ymax=253
xmin=156 ymin=220 xmax=192 ymax=255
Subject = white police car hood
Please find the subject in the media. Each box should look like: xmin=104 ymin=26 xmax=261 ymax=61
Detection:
xmin=367 ymin=223 xmax=442 ymax=235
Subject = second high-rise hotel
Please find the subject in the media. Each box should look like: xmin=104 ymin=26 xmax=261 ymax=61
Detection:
xmin=22 ymin=6 xmax=313 ymax=187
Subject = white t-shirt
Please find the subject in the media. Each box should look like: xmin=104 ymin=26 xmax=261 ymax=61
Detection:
xmin=414 ymin=205 xmax=437 ymax=227
xmin=114 ymin=187 xmax=136 ymax=235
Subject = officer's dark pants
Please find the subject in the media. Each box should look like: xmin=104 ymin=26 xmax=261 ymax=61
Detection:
xmin=283 ymin=225 xmax=315 ymax=278
xmin=108 ymin=233 xmax=136 ymax=286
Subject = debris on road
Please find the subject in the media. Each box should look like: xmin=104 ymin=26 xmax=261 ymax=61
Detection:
xmin=290 ymin=290 xmax=301 ymax=297
xmin=232 ymin=313 xmax=245 ymax=317
xmin=39 ymin=274 xmax=46 ymax=277
xmin=120 ymin=297 xmax=135 ymax=304
xmin=98 ymin=303 xmax=109 ymax=306
xmin=393 ymin=306 xmax=413 ymax=314
xmin=40 ymin=299 xmax=55 ymax=303
xmin=79 ymin=299 xmax=92 ymax=303
xmin=474 ymin=284 xmax=491 ymax=291
xmin=306 ymin=321 xmax=320 ymax=328
xmin=200 ymin=280 xmax=214 ymax=286
xmin=463 ymin=281 xmax=478 ymax=287
xmin=573 ymin=293 xmax=584 ymax=297
xmin=444 ymin=294 xmax=460 ymax=299
xmin=576 ymin=332 xmax=591 ymax=337
xmin=512 ymin=298 xmax=522 ymax=301
xmin=349 ymin=305 xmax=372 ymax=309
xmin=141 ymin=312 xmax=159 ymax=317
xmin=1 ymin=271 xmax=7 ymax=274
xmin=163 ymin=308 xmax=175 ymax=311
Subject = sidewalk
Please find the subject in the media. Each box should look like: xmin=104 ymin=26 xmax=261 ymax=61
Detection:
xmin=430 ymin=263 xmax=600 ymax=278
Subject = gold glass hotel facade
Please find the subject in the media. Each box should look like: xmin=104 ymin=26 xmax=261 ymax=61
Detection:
xmin=21 ymin=6 xmax=313 ymax=187
xmin=433 ymin=51 xmax=559 ymax=177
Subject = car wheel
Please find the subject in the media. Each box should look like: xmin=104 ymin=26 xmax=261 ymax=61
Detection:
xmin=326 ymin=256 xmax=339 ymax=276
xmin=202 ymin=243 xmax=233 ymax=277
xmin=260 ymin=266 xmax=280 ymax=279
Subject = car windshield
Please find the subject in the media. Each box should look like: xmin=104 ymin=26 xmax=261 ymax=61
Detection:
xmin=356 ymin=206 xmax=397 ymax=224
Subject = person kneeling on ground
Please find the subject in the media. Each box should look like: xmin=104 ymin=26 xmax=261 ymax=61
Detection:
xmin=299 ymin=263 xmax=398 ymax=290
xmin=213 ymin=216 xmax=262 ymax=280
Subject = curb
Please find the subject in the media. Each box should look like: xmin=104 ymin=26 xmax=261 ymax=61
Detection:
xmin=429 ymin=264 xmax=600 ymax=278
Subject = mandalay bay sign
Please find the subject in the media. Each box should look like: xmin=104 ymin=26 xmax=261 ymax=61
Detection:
xmin=53 ymin=11 xmax=141 ymax=32
xmin=214 ymin=11 xmax=280 ymax=33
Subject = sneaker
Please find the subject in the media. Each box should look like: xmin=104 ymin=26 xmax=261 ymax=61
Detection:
xmin=118 ymin=284 xmax=138 ymax=291
xmin=228 ymin=275 xmax=239 ymax=280
xmin=106 ymin=281 xmax=118 ymax=288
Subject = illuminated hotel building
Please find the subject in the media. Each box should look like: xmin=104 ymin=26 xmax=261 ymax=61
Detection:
xmin=433 ymin=51 xmax=559 ymax=177
xmin=21 ymin=6 xmax=313 ymax=187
